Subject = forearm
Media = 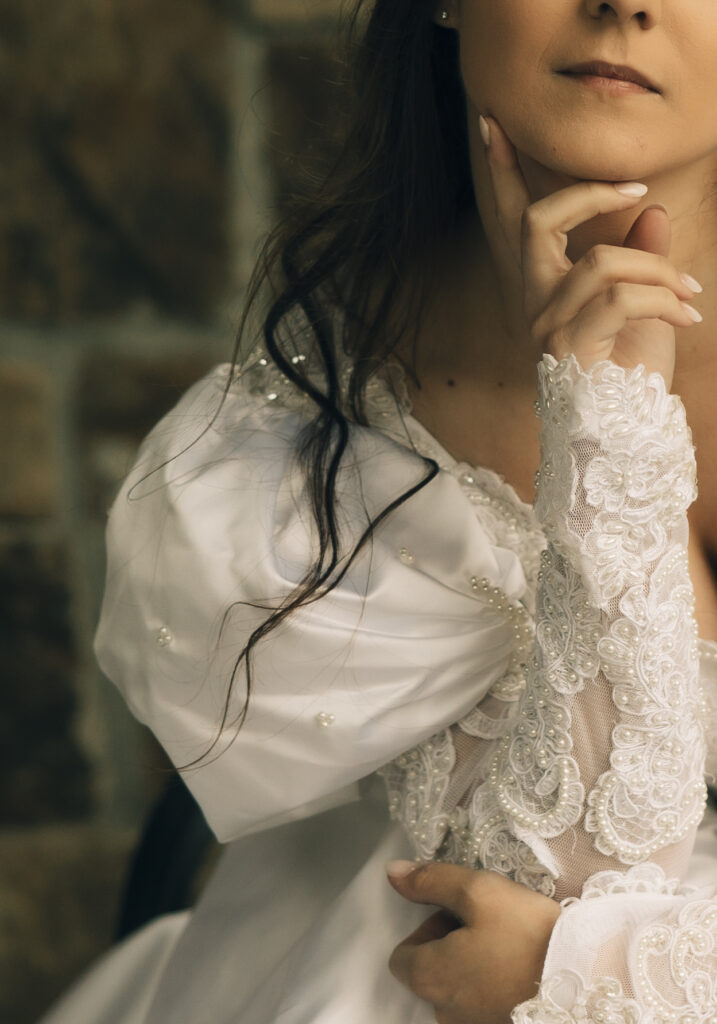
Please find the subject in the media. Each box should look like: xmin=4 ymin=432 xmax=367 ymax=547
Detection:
xmin=495 ymin=353 xmax=707 ymax=896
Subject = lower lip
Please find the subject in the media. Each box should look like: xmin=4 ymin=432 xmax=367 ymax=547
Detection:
xmin=561 ymin=72 xmax=655 ymax=94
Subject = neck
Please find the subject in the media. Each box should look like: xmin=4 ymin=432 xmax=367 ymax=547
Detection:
xmin=462 ymin=127 xmax=717 ymax=392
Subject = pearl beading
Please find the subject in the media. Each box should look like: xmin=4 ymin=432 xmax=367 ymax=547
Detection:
xmin=634 ymin=902 xmax=717 ymax=1020
xmin=315 ymin=712 xmax=335 ymax=728
xmin=156 ymin=626 xmax=173 ymax=647
xmin=226 ymin=342 xmax=717 ymax=978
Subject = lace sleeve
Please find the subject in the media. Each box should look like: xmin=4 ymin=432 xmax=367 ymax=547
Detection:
xmin=382 ymin=352 xmax=715 ymax=1016
xmin=382 ymin=353 xmax=707 ymax=890
xmin=499 ymin=353 xmax=708 ymax=891
xmin=505 ymin=354 xmax=717 ymax=1020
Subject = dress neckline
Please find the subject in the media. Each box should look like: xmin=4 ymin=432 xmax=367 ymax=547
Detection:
xmin=378 ymin=358 xmax=537 ymax=515
xmin=380 ymin=357 xmax=717 ymax=662
xmin=229 ymin=347 xmax=717 ymax=660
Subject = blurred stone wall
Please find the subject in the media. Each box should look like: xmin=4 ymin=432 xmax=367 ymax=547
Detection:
xmin=0 ymin=1 xmax=349 ymax=1020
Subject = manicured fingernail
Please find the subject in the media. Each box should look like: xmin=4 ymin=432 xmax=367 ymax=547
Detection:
xmin=682 ymin=303 xmax=703 ymax=323
xmin=386 ymin=859 xmax=421 ymax=878
xmin=479 ymin=114 xmax=491 ymax=149
xmin=614 ymin=182 xmax=648 ymax=196
xmin=680 ymin=273 xmax=703 ymax=294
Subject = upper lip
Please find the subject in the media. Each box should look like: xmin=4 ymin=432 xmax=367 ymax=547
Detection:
xmin=560 ymin=60 xmax=660 ymax=93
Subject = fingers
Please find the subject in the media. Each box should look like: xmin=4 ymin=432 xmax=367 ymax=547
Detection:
xmin=480 ymin=115 xmax=649 ymax=299
xmin=386 ymin=860 xmax=497 ymax=925
xmin=481 ymin=114 xmax=697 ymax=376
xmin=531 ymin=245 xmax=703 ymax=355
xmin=519 ymin=182 xmax=653 ymax=324
xmin=398 ymin=909 xmax=462 ymax=948
xmin=388 ymin=922 xmax=455 ymax=1001
xmin=544 ymin=282 xmax=701 ymax=364
xmin=480 ymin=114 xmax=532 ymax=267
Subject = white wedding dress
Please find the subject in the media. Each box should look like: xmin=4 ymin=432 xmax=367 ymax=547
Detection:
xmin=39 ymin=318 xmax=717 ymax=1023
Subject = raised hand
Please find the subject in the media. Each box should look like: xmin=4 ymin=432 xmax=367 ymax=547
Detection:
xmin=478 ymin=114 xmax=703 ymax=391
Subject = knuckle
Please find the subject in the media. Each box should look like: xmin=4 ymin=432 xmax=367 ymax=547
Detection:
xmin=408 ymin=863 xmax=432 ymax=895
xmin=605 ymin=281 xmax=624 ymax=307
xmin=408 ymin=951 xmax=437 ymax=1000
xmin=520 ymin=203 xmax=543 ymax=238
xmin=529 ymin=314 xmax=545 ymax=347
xmin=457 ymin=877 xmax=476 ymax=909
xmin=585 ymin=243 xmax=608 ymax=271
xmin=387 ymin=947 xmax=402 ymax=980
xmin=547 ymin=325 xmax=571 ymax=360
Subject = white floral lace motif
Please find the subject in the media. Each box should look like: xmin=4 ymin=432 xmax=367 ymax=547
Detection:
xmin=533 ymin=357 xmax=706 ymax=865
xmin=511 ymin=972 xmax=643 ymax=1024
xmin=513 ymin=892 xmax=717 ymax=1024
xmin=228 ymin=331 xmax=717 ymax=1020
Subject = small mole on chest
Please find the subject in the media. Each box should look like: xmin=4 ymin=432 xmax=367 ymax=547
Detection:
xmin=445 ymin=379 xmax=505 ymax=388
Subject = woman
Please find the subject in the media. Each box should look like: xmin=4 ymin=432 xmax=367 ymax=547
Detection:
xmin=40 ymin=0 xmax=717 ymax=1021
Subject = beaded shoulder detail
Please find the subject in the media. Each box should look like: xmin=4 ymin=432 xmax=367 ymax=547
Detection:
xmin=228 ymin=339 xmax=717 ymax=889
xmin=226 ymin=332 xmax=545 ymax=584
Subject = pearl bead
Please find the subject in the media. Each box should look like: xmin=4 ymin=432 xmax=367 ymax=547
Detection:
xmin=156 ymin=626 xmax=173 ymax=647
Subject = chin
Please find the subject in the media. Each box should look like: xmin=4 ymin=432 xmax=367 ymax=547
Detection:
xmin=523 ymin=136 xmax=655 ymax=186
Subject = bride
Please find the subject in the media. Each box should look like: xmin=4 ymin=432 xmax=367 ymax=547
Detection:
xmin=40 ymin=0 xmax=717 ymax=1021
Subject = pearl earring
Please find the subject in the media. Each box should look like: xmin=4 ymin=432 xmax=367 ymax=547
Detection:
xmin=441 ymin=9 xmax=449 ymax=20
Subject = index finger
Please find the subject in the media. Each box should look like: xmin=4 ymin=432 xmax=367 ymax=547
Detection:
xmin=481 ymin=115 xmax=650 ymax=320
xmin=387 ymin=861 xmax=485 ymax=925
xmin=388 ymin=917 xmax=456 ymax=994
xmin=398 ymin=909 xmax=463 ymax=948
xmin=479 ymin=113 xmax=532 ymax=275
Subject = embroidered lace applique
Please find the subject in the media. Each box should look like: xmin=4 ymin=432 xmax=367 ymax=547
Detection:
xmin=512 ymin=896 xmax=717 ymax=1023
xmin=227 ymin=337 xmax=717 ymax=889
xmin=227 ymin=327 xmax=717 ymax=1020
xmin=565 ymin=862 xmax=706 ymax=904
xmin=633 ymin=898 xmax=717 ymax=1018
xmin=511 ymin=971 xmax=643 ymax=1023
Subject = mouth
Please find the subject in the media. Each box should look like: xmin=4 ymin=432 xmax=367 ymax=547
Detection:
xmin=559 ymin=61 xmax=660 ymax=94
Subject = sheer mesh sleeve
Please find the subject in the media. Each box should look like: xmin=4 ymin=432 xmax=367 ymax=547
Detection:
xmin=380 ymin=354 xmax=717 ymax=1016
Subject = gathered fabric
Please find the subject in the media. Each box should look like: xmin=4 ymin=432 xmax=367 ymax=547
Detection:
xmin=39 ymin=327 xmax=717 ymax=1023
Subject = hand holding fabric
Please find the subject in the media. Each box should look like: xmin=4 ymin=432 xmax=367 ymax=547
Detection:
xmin=386 ymin=860 xmax=560 ymax=1024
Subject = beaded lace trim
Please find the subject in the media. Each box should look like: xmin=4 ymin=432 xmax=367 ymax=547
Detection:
xmin=512 ymin=864 xmax=717 ymax=1021
xmin=227 ymin=340 xmax=713 ymax=864
xmin=536 ymin=356 xmax=707 ymax=864
xmin=512 ymin=900 xmax=717 ymax=1023
xmin=227 ymin=335 xmax=717 ymax=1022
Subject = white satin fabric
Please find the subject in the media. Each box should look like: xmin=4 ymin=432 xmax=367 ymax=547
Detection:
xmin=38 ymin=350 xmax=717 ymax=1023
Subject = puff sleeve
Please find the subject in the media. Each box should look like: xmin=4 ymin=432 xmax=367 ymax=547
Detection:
xmin=94 ymin=364 xmax=527 ymax=842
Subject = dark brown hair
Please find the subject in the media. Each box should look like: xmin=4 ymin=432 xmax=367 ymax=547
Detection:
xmin=185 ymin=0 xmax=476 ymax=765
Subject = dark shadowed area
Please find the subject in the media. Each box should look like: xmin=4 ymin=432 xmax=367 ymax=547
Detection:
xmin=0 ymin=1 xmax=348 ymax=1019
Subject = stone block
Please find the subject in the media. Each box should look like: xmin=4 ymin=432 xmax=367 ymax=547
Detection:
xmin=78 ymin=350 xmax=219 ymax=515
xmin=0 ymin=825 xmax=136 ymax=1024
xmin=0 ymin=542 xmax=91 ymax=823
xmin=0 ymin=0 xmax=231 ymax=321
xmin=247 ymin=0 xmax=343 ymax=22
xmin=0 ymin=361 xmax=59 ymax=518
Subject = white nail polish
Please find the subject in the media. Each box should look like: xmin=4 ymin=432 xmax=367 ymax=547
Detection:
xmin=614 ymin=182 xmax=648 ymax=197
xmin=680 ymin=273 xmax=703 ymax=294
xmin=386 ymin=859 xmax=420 ymax=878
xmin=682 ymin=303 xmax=703 ymax=323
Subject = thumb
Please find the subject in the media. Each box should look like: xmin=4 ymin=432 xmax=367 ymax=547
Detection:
xmin=622 ymin=202 xmax=671 ymax=258
xmin=385 ymin=859 xmax=480 ymax=926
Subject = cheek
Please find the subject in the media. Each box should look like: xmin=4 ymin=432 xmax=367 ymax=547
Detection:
xmin=457 ymin=4 xmax=544 ymax=113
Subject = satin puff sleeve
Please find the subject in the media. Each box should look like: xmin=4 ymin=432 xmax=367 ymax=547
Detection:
xmin=93 ymin=364 xmax=527 ymax=843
